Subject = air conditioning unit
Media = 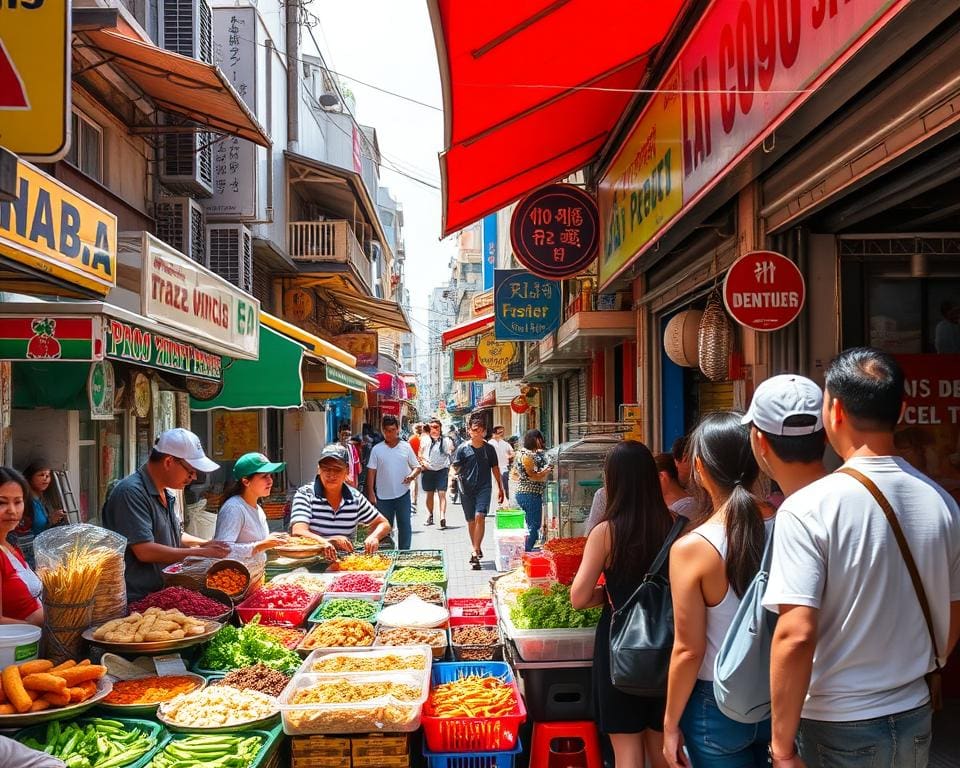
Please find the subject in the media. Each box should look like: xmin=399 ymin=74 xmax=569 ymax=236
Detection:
xmin=155 ymin=197 xmax=206 ymax=264
xmin=206 ymin=224 xmax=253 ymax=293
xmin=161 ymin=0 xmax=212 ymax=63
xmin=160 ymin=131 xmax=213 ymax=197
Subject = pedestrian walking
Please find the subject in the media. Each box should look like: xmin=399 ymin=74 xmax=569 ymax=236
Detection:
xmin=512 ymin=429 xmax=552 ymax=551
xmin=762 ymin=349 xmax=960 ymax=768
xmin=663 ymin=412 xmax=773 ymax=768
xmin=337 ymin=424 xmax=360 ymax=487
xmin=419 ymin=419 xmax=453 ymax=527
xmin=570 ymin=441 xmax=673 ymax=768
xmin=488 ymin=425 xmax=515 ymax=502
xmin=451 ymin=415 xmax=504 ymax=569
xmin=409 ymin=423 xmax=423 ymax=511
xmin=366 ymin=416 xmax=421 ymax=550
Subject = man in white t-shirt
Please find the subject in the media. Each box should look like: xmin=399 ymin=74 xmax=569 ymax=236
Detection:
xmin=762 ymin=348 xmax=960 ymax=768
xmin=488 ymin=425 xmax=515 ymax=502
xmin=367 ymin=415 xmax=420 ymax=550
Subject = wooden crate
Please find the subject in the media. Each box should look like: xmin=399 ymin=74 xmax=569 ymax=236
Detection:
xmin=351 ymin=734 xmax=410 ymax=768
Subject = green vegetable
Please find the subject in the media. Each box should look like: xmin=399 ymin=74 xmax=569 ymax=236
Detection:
xmin=389 ymin=566 xmax=445 ymax=584
xmin=510 ymin=583 xmax=602 ymax=629
xmin=18 ymin=718 xmax=157 ymax=768
xmin=318 ymin=598 xmax=378 ymax=620
xmin=148 ymin=734 xmax=263 ymax=768
xmin=197 ymin=616 xmax=301 ymax=674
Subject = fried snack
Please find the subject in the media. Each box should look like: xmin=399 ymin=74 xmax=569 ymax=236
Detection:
xmin=310 ymin=652 xmax=427 ymax=674
xmin=375 ymin=627 xmax=446 ymax=648
xmin=91 ymin=550 xmax=126 ymax=624
xmin=18 ymin=660 xmax=54 ymax=676
xmin=58 ymin=665 xmax=106 ymax=686
xmin=2 ymin=666 xmax=32 ymax=714
xmin=49 ymin=660 xmax=77 ymax=674
xmin=92 ymin=607 xmax=208 ymax=643
xmin=42 ymin=690 xmax=71 ymax=707
xmin=21 ymin=673 xmax=68 ymax=694
xmin=300 ymin=618 xmax=375 ymax=649
xmin=291 ymin=679 xmax=421 ymax=704
xmin=29 ymin=699 xmax=50 ymax=712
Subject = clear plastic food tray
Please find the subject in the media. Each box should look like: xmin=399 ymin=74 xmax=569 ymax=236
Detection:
xmin=375 ymin=626 xmax=449 ymax=660
xmin=500 ymin=614 xmax=596 ymax=662
xmin=267 ymin=571 xmax=333 ymax=595
xmin=300 ymin=645 xmax=433 ymax=678
xmin=278 ymin=671 xmax=429 ymax=735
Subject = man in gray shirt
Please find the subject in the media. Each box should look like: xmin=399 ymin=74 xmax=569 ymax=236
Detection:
xmin=102 ymin=428 xmax=229 ymax=602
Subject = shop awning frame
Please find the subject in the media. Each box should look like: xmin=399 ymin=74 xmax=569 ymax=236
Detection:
xmin=441 ymin=313 xmax=493 ymax=348
xmin=79 ymin=22 xmax=270 ymax=148
xmin=291 ymin=274 xmax=412 ymax=334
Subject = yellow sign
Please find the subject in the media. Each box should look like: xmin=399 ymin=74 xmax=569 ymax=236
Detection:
xmin=0 ymin=159 xmax=117 ymax=295
xmin=598 ymin=65 xmax=684 ymax=288
xmin=0 ymin=0 xmax=69 ymax=159
xmin=476 ymin=333 xmax=517 ymax=373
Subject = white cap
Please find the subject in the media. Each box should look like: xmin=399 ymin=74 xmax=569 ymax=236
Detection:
xmin=155 ymin=428 xmax=219 ymax=472
xmin=741 ymin=375 xmax=824 ymax=436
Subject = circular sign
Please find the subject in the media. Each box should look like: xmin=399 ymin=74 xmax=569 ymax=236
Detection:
xmin=283 ymin=288 xmax=314 ymax=322
xmin=510 ymin=183 xmax=599 ymax=280
xmin=186 ymin=377 xmax=224 ymax=401
xmin=133 ymin=373 xmax=151 ymax=418
xmin=722 ymin=251 xmax=805 ymax=332
xmin=663 ymin=310 xmax=702 ymax=368
xmin=511 ymin=394 xmax=530 ymax=414
xmin=476 ymin=334 xmax=518 ymax=373
xmin=88 ymin=361 xmax=115 ymax=419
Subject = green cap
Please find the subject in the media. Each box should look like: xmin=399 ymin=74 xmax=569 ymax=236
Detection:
xmin=232 ymin=452 xmax=286 ymax=479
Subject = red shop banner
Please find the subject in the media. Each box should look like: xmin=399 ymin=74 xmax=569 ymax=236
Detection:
xmin=896 ymin=354 xmax=960 ymax=505
xmin=452 ymin=348 xmax=487 ymax=381
xmin=723 ymin=250 xmax=804 ymax=331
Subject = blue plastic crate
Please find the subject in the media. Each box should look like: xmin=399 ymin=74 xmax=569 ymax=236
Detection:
xmin=423 ymin=740 xmax=522 ymax=768
xmin=430 ymin=661 xmax=514 ymax=686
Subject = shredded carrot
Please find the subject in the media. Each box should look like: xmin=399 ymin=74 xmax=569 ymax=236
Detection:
xmin=424 ymin=674 xmax=517 ymax=718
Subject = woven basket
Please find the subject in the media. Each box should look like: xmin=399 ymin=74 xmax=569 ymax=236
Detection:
xmin=698 ymin=290 xmax=732 ymax=382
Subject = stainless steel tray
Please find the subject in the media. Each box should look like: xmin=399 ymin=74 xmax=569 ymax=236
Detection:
xmin=82 ymin=620 xmax=222 ymax=654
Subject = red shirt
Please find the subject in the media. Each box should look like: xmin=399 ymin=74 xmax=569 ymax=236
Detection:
xmin=410 ymin=435 xmax=421 ymax=457
xmin=0 ymin=545 xmax=41 ymax=621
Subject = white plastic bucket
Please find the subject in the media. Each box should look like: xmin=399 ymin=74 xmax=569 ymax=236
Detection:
xmin=0 ymin=625 xmax=41 ymax=667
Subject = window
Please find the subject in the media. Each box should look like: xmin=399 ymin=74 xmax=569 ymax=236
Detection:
xmin=66 ymin=111 xmax=103 ymax=182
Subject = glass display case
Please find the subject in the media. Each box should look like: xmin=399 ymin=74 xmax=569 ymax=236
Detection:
xmin=544 ymin=433 xmax=621 ymax=539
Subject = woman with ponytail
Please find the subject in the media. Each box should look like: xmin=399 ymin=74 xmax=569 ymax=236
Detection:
xmin=662 ymin=412 xmax=773 ymax=768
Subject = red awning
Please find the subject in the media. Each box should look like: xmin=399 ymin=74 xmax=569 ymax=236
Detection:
xmin=441 ymin=314 xmax=494 ymax=348
xmin=428 ymin=0 xmax=685 ymax=236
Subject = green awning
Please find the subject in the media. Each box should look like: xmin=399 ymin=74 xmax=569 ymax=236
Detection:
xmin=12 ymin=362 xmax=90 ymax=409
xmin=190 ymin=325 xmax=304 ymax=410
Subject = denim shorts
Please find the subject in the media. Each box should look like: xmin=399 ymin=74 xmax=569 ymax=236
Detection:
xmin=679 ymin=680 xmax=770 ymax=768
xmin=461 ymin=485 xmax=492 ymax=522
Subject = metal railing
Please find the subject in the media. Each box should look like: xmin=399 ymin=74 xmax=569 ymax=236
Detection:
xmin=288 ymin=220 xmax=372 ymax=291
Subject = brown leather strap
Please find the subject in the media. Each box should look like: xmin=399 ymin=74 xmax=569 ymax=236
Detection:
xmin=837 ymin=467 xmax=941 ymax=668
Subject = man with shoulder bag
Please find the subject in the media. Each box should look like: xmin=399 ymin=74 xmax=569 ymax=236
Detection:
xmin=762 ymin=348 xmax=960 ymax=768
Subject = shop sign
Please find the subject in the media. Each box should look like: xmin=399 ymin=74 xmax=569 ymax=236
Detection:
xmin=87 ymin=361 xmax=115 ymax=420
xmin=510 ymin=183 xmax=599 ymax=279
xmin=481 ymin=213 xmax=497 ymax=291
xmin=476 ymin=333 xmax=518 ymax=373
xmin=380 ymin=400 xmax=401 ymax=417
xmin=0 ymin=316 xmax=102 ymax=361
xmin=0 ymin=0 xmax=69 ymax=160
xmin=494 ymin=269 xmax=562 ymax=342
xmin=471 ymin=290 xmax=493 ymax=317
xmin=283 ymin=287 xmax=314 ymax=322
xmin=325 ymin=362 xmax=367 ymax=392
xmin=452 ymin=348 xmax=487 ymax=381
xmin=723 ymin=251 xmax=804 ymax=331
xmin=106 ymin=318 xmax=223 ymax=381
xmin=132 ymin=372 xmax=151 ymax=418
xmin=511 ymin=394 xmax=530 ymax=414
xmin=0 ymin=160 xmax=117 ymax=295
xmin=332 ymin=332 xmax=378 ymax=368
xmin=897 ymin=355 xmax=960 ymax=431
xmin=139 ymin=233 xmax=260 ymax=359
xmin=598 ymin=0 xmax=905 ymax=288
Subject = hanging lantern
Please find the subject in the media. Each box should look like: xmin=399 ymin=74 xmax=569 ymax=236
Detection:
xmin=663 ymin=310 xmax=703 ymax=368
xmin=698 ymin=290 xmax=733 ymax=382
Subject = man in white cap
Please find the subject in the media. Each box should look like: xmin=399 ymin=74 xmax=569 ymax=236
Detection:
xmin=103 ymin=427 xmax=230 ymax=602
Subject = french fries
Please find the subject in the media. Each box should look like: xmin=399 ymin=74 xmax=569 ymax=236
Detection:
xmin=0 ymin=658 xmax=106 ymax=716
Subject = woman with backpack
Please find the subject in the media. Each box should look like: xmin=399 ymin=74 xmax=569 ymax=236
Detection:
xmin=571 ymin=440 xmax=674 ymax=768
xmin=662 ymin=412 xmax=773 ymax=767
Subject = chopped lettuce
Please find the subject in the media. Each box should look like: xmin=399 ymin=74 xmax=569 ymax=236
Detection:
xmin=197 ymin=617 xmax=301 ymax=674
xmin=510 ymin=583 xmax=602 ymax=630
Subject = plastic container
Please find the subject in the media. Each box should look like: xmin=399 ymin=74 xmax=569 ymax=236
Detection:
xmin=298 ymin=618 xmax=377 ymax=652
xmin=493 ymin=529 xmax=526 ymax=573
xmin=309 ymin=596 xmax=381 ymax=625
xmin=235 ymin=590 xmax=320 ymax=627
xmin=422 ymin=662 xmax=526 ymax=753
xmin=375 ymin=626 xmax=448 ymax=660
xmin=450 ymin=625 xmax=503 ymax=662
xmin=326 ymin=572 xmax=386 ymax=598
xmin=501 ymin=615 xmax=595 ymax=662
xmin=495 ymin=509 xmax=526 ymax=530
xmin=447 ymin=598 xmax=497 ymax=627
xmin=383 ymin=584 xmax=446 ymax=606
xmin=16 ymin=717 xmax=165 ymax=768
xmin=301 ymin=645 xmax=433 ymax=678
xmin=387 ymin=566 xmax=448 ymax=591
xmin=423 ymin=740 xmax=522 ymax=768
xmin=390 ymin=549 xmax=445 ymax=569
xmin=278 ymin=671 xmax=429 ymax=735
xmin=156 ymin=726 xmax=281 ymax=768
xmin=517 ymin=665 xmax=594 ymax=721
xmin=522 ymin=553 xmax=555 ymax=580
xmin=0 ymin=625 xmax=40 ymax=667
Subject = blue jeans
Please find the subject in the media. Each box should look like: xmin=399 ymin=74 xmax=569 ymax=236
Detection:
xmin=376 ymin=491 xmax=411 ymax=550
xmin=797 ymin=704 xmax=932 ymax=768
xmin=516 ymin=491 xmax=543 ymax=551
xmin=680 ymin=680 xmax=770 ymax=768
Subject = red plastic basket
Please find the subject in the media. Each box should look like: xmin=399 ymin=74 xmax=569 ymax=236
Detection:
xmin=543 ymin=538 xmax=587 ymax=585
xmin=447 ymin=598 xmax=498 ymax=627
xmin=235 ymin=591 xmax=319 ymax=627
xmin=422 ymin=662 xmax=526 ymax=753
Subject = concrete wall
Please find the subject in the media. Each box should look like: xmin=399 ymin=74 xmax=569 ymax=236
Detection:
xmin=11 ymin=409 xmax=79 ymax=501
xmin=283 ymin=409 xmax=326 ymax=487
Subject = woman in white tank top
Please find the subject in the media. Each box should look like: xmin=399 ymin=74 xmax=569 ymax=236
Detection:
xmin=662 ymin=412 xmax=773 ymax=768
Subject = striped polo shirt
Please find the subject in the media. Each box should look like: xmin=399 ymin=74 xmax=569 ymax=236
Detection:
xmin=290 ymin=479 xmax=381 ymax=538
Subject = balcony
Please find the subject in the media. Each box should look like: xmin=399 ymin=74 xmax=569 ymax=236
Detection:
xmin=288 ymin=220 xmax=372 ymax=294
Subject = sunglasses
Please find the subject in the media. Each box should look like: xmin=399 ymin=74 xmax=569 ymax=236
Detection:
xmin=173 ymin=457 xmax=198 ymax=477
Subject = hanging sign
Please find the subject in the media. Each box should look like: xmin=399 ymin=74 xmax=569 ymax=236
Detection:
xmin=511 ymin=394 xmax=530 ymax=414
xmin=105 ymin=318 xmax=223 ymax=380
xmin=723 ymin=251 xmax=805 ymax=332
xmin=494 ymin=269 xmax=562 ymax=342
xmin=0 ymin=316 xmax=102 ymax=361
xmin=476 ymin=333 xmax=518 ymax=373
xmin=132 ymin=372 xmax=151 ymax=418
xmin=283 ymin=288 xmax=314 ymax=322
xmin=88 ymin=360 xmax=115 ymax=420
xmin=510 ymin=183 xmax=599 ymax=279
xmin=452 ymin=348 xmax=487 ymax=381
xmin=333 ymin=332 xmax=378 ymax=368
xmin=471 ymin=290 xmax=494 ymax=317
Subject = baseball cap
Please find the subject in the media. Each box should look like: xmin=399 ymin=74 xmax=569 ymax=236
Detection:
xmin=155 ymin=428 xmax=219 ymax=472
xmin=741 ymin=375 xmax=824 ymax=436
xmin=232 ymin=452 xmax=286 ymax=480
xmin=318 ymin=443 xmax=350 ymax=467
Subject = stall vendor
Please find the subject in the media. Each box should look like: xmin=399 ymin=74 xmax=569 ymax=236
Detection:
xmin=102 ymin=428 xmax=230 ymax=602
xmin=289 ymin=444 xmax=392 ymax=560
xmin=0 ymin=467 xmax=44 ymax=626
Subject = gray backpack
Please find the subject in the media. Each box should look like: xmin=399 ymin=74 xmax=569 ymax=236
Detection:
xmin=713 ymin=522 xmax=777 ymax=723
